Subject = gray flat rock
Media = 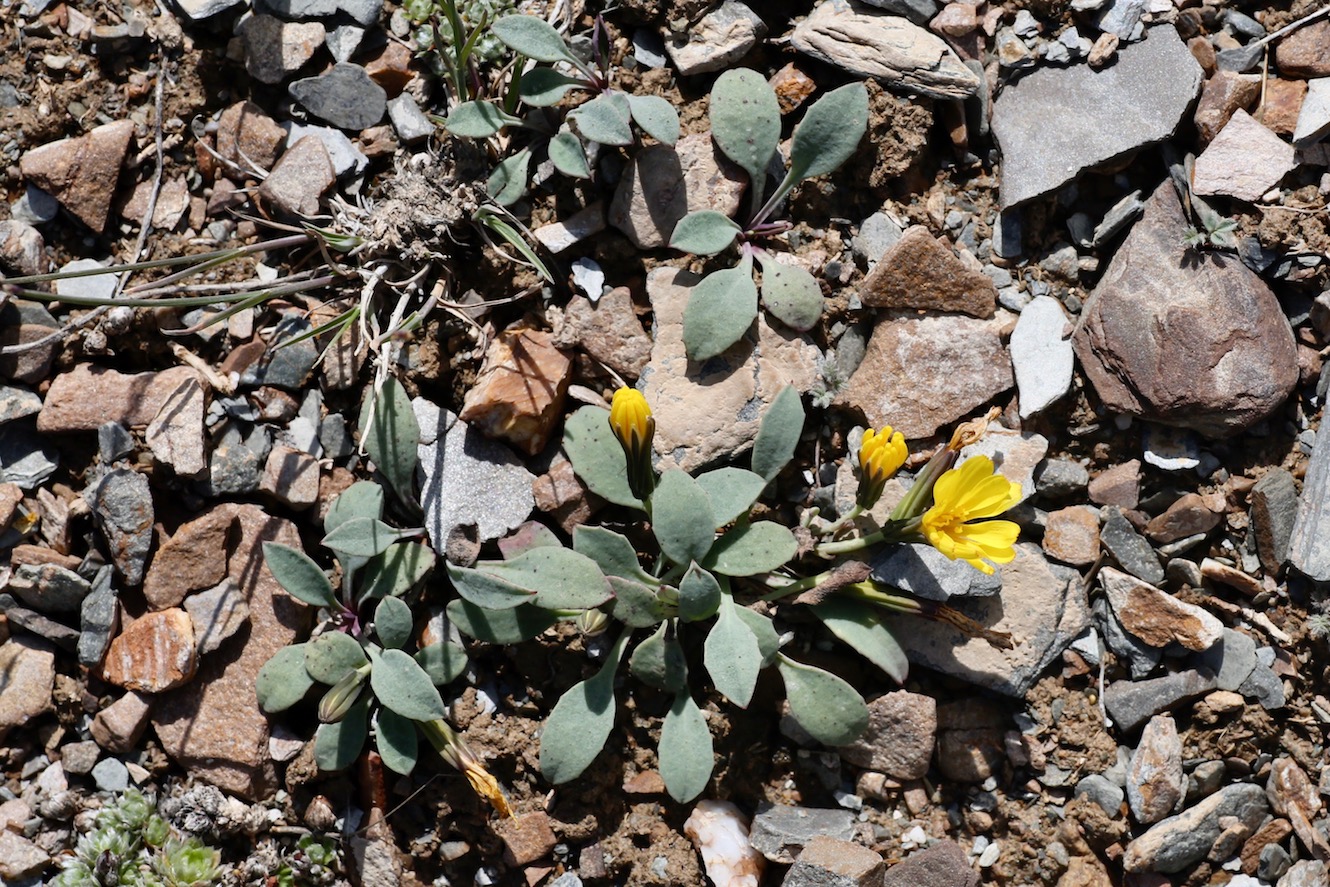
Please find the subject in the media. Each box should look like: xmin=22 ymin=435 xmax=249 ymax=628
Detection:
xmin=1010 ymin=296 xmax=1075 ymax=418
xmin=1124 ymin=783 xmax=1268 ymax=873
xmin=1293 ymin=78 xmax=1330 ymax=148
xmin=1289 ymin=417 xmax=1330 ymax=581
xmin=991 ymin=27 xmax=1202 ymax=207
xmin=791 ymin=0 xmax=980 ymax=100
xmin=1103 ymin=669 xmax=1216 ymax=732
xmin=289 ymin=63 xmax=387 ymax=131
xmin=663 ymin=1 xmax=765 ymax=76
xmin=870 ymin=542 xmax=1003 ymax=600
xmin=748 ymin=804 xmax=856 ymax=864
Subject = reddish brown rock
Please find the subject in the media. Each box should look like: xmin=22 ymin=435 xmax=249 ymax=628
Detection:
xmin=552 ymin=287 xmax=651 ymax=381
xmin=257 ymin=136 xmax=334 ymax=217
xmin=152 ymin=504 xmax=312 ymax=800
xmin=769 ymin=62 xmax=818 ymax=113
xmin=19 ymin=119 xmax=133 ymax=233
xmin=882 ymin=838 xmax=978 ymax=887
xmin=143 ymin=509 xmax=236 ymax=610
xmin=1259 ymin=77 xmax=1308 ymax=136
xmin=836 ymin=309 xmax=1014 ymax=439
xmin=532 ymin=453 xmax=596 ymax=535
xmin=0 ymin=483 xmax=24 ymax=529
xmin=497 ymin=812 xmax=558 ymax=866
xmin=838 ymin=690 xmax=936 ymax=779
xmin=1267 ymin=758 xmax=1329 ymax=859
xmin=788 ymin=835 xmax=884 ymax=884
xmin=238 ymin=16 xmax=324 ymax=85
xmin=1274 ymin=20 xmax=1330 ymax=78
xmin=90 ymin=690 xmax=153 ymax=753
xmin=1192 ymin=109 xmax=1297 ymax=202
xmin=861 ymin=226 xmax=997 ymax=317
xmin=216 ymin=101 xmax=286 ymax=172
xmin=0 ymin=636 xmax=55 ymax=742
xmin=1194 ymin=71 xmax=1260 ymax=144
xmin=0 ymin=220 xmax=48 ymax=276
xmin=38 ymin=365 xmax=200 ymax=432
xmin=1102 ymin=567 xmax=1223 ymax=651
xmin=364 ymin=41 xmax=414 ymax=97
xmin=1089 ymin=459 xmax=1141 ymax=509
xmin=1188 ymin=36 xmax=1217 ymax=74
xmin=460 ymin=328 xmax=572 ymax=455
xmin=1240 ymin=818 xmax=1293 ymax=875
xmin=1072 ymin=181 xmax=1297 ymax=437
xmin=101 ymin=609 xmax=199 ymax=693
xmin=1127 ymin=714 xmax=1184 ymax=824
xmin=1044 ymin=505 xmax=1101 ymax=566
xmin=146 ymin=374 xmax=207 ymax=479
xmin=261 ymin=445 xmax=321 ymax=509
xmin=1144 ymin=493 xmax=1222 ymax=543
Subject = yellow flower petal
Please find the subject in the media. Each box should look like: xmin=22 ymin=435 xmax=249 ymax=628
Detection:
xmin=921 ymin=457 xmax=1021 ymax=573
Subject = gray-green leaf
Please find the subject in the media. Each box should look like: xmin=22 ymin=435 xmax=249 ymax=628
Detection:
xmin=627 ymin=93 xmax=680 ymax=146
xmin=570 ymin=93 xmax=632 ymax=146
xmin=574 ymin=526 xmax=652 ymax=583
xmin=677 ymin=563 xmax=721 ymax=622
xmin=415 ymin=641 xmax=468 ymax=685
xmin=659 ymin=693 xmax=713 ymax=802
xmin=324 ymin=482 xmax=384 ymax=534
xmin=787 ymin=82 xmax=869 ymax=185
xmin=548 ymin=130 xmax=591 ymax=179
xmin=563 ymin=406 xmax=643 ymax=509
xmin=488 ymin=147 xmax=532 ymax=206
xmin=704 ymin=521 xmax=797 ymax=576
xmin=812 ymin=597 xmax=909 ymax=683
xmin=447 ymin=599 xmax=557 ymax=643
xmin=751 ymin=385 xmax=805 ymax=482
xmin=452 ymin=548 xmax=612 ymax=612
xmin=374 ymin=708 xmax=419 ymax=775
xmin=493 ymin=15 xmax=580 ymax=64
xmin=651 ymin=470 xmax=716 ymax=566
xmin=256 ymin=644 xmax=313 ymax=712
xmin=704 ymin=594 xmax=763 ymax=708
xmin=445 ymin=101 xmax=515 ymax=138
xmin=322 ymin=518 xmax=400 ymax=559
xmin=682 ymin=255 xmax=757 ymax=361
xmin=370 ymin=648 xmax=447 ymax=722
xmin=709 ymin=68 xmax=780 ymax=196
xmin=759 ymin=258 xmax=823 ymax=332
xmin=608 ymin=576 xmax=669 ymax=628
xmin=304 ymin=631 xmax=369 ymax=685
xmin=360 ymin=541 xmax=434 ymax=600
xmin=777 ymin=654 xmax=869 ymax=746
xmin=694 ymin=467 xmax=767 ymax=527
xmin=361 ymin=376 xmax=420 ymax=507
xmin=540 ymin=633 xmax=628 ymax=783
xmin=734 ymin=606 xmax=781 ymax=665
xmin=262 ymin=542 xmax=336 ymax=608
xmin=670 ymin=211 xmax=741 ymax=256
xmin=374 ymin=596 xmax=414 ymax=649
xmin=519 ymin=67 xmax=584 ymax=106
xmin=314 ymin=697 xmax=368 ymax=771
xmin=629 ymin=621 xmax=687 ymax=692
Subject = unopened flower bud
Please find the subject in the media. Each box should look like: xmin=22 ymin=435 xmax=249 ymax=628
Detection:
xmin=609 ymin=387 xmax=656 ymax=500
xmin=855 ymin=426 xmax=907 ymax=510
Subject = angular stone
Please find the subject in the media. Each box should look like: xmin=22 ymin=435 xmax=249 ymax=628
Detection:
xmin=1267 ymin=758 xmax=1329 ymax=860
xmin=152 ymin=504 xmax=312 ymax=800
xmin=497 ymin=812 xmax=557 ymax=866
xmin=882 ymin=839 xmax=979 ymax=887
xmin=19 ymin=119 xmax=133 ymax=233
xmin=1088 ymin=459 xmax=1141 ymax=509
xmin=1252 ymin=469 xmax=1297 ymax=572
xmin=608 ymin=134 xmax=747 ymax=250
xmin=144 ymin=509 xmax=235 ymax=610
xmin=1274 ymin=20 xmax=1330 ymax=78
xmin=870 ymin=542 xmax=1002 ymax=600
xmin=553 ymin=287 xmax=651 ymax=381
xmin=1101 ymin=508 xmax=1164 ymax=585
xmin=1144 ymin=493 xmax=1221 ymax=543
xmin=387 ymin=93 xmax=433 ymax=145
xmin=0 ymin=635 xmax=54 ymax=742
xmin=892 ymin=544 xmax=1089 ymax=696
xmin=1104 ymin=669 xmax=1217 ymax=732
xmin=185 ymin=579 xmax=250 ymax=656
xmin=1293 ymin=78 xmax=1330 ymax=147
xmin=1280 ymin=861 xmax=1330 ymax=887
xmin=1193 ymin=71 xmax=1260 ymax=144
xmin=1124 ymin=783 xmax=1269 ymax=873
xmin=1260 ymin=77 xmax=1308 ymax=136
xmin=1289 ymin=423 xmax=1330 ymax=581
xmin=146 ymin=374 xmax=207 ymax=478
xmin=0 ymin=301 xmax=58 ymax=386
xmin=791 ymin=0 xmax=980 ymax=100
xmin=216 ymin=101 xmax=286 ymax=172
xmin=1043 ymin=505 xmax=1101 ymax=566
xmin=1073 ymin=181 xmax=1297 ymax=437
xmin=749 ymin=804 xmax=856 ymax=864
xmin=991 ymin=27 xmax=1202 ymax=207
xmin=0 ymin=831 xmax=49 ymax=880
xmin=957 ymin=426 xmax=1048 ymax=505
xmin=664 ymin=1 xmax=765 ymax=76
xmin=1193 ymin=109 xmax=1298 ymax=202
xmin=102 ymin=609 xmax=198 ymax=693
xmin=1009 ymin=296 xmax=1074 ymax=418
xmin=289 ymin=63 xmax=387 ymax=131
xmin=89 ymin=468 xmax=154 ymax=586
xmin=38 ymin=365 xmax=199 ymax=432
xmin=416 ymin=399 xmax=535 ymax=547
xmin=784 ymin=835 xmax=884 ymax=887
xmin=79 ymin=581 xmax=119 ymax=669
xmin=260 ymin=445 xmax=320 ymax=509
xmin=8 ymin=562 xmax=91 ymax=613
xmin=533 ymin=202 xmax=606 ymax=253
xmin=837 ymin=690 xmax=936 ymax=779
xmin=836 ymin=310 xmax=1013 ymax=440
xmin=254 ymin=0 xmax=382 ymax=28
xmin=860 ymin=226 xmax=996 ymax=317
xmin=1128 ymin=715 xmax=1185 ymax=824
xmin=459 ymin=328 xmax=572 ymax=456
xmin=641 ymin=267 xmax=819 ymax=472
xmin=90 ymin=690 xmax=152 ymax=753
xmin=238 ymin=16 xmax=324 ymax=85
xmin=685 ymin=801 xmax=767 ymax=887
xmin=257 ymin=136 xmax=334 ymax=216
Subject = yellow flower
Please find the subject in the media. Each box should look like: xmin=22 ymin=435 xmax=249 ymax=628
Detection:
xmin=856 ymin=426 xmax=907 ymax=509
xmin=609 ymin=387 xmax=656 ymax=499
xmin=921 ymin=455 xmax=1021 ymax=575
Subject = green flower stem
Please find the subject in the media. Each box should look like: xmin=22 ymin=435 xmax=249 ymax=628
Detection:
xmin=888 ymin=446 xmax=957 ymax=523
xmin=759 ymin=569 xmax=833 ymax=602
xmin=814 ymin=517 xmax=920 ymax=558
xmin=816 ymin=504 xmax=864 ymax=538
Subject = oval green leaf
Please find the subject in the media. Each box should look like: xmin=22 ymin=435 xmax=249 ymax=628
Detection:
xmin=608 ymin=575 xmax=669 ymax=628
xmin=574 ymin=526 xmax=652 ymax=583
xmin=694 ymin=467 xmax=767 ymax=527
xmin=569 ymin=93 xmax=633 ymax=146
xmin=659 ymin=694 xmax=713 ymax=802
xmin=704 ymin=594 xmax=763 ymax=708
xmin=734 ymin=605 xmax=782 ymax=665
xmin=447 ymin=560 xmax=533 ymax=610
xmin=787 ymin=82 xmax=869 ymax=184
xmin=361 ymin=376 xmax=420 ymax=507
xmin=751 ymin=385 xmax=805 ymax=482
xmin=370 ymin=648 xmax=447 ymax=722
xmin=548 ymin=130 xmax=591 ymax=179
xmin=682 ymin=256 xmax=758 ymax=362
xmin=704 ymin=521 xmax=797 ymax=576
xmin=416 ymin=640 xmax=468 ymax=685
xmin=519 ymin=67 xmax=584 ymax=106
xmin=627 ymin=93 xmax=680 ymax=146
xmin=445 ymin=100 xmax=514 ymax=138
xmin=374 ymin=707 xmax=419 ymax=776
xmin=652 ymin=470 xmax=716 ymax=566
xmin=670 ymin=210 xmax=741 ymax=256
xmin=492 ymin=15 xmax=580 ymax=64
xmin=304 ymin=631 xmax=369 ymax=685
xmin=322 ymin=518 xmax=400 ymax=559
xmin=677 ymin=564 xmax=721 ymax=622
xmin=314 ymin=696 xmax=368 ymax=771
xmin=811 ymin=596 xmax=909 ymax=684
xmin=777 ymin=654 xmax=870 ymax=746
xmin=360 ymin=541 xmax=435 ymax=600
xmin=629 ymin=621 xmax=687 ymax=692
xmin=324 ymin=481 xmax=384 ymax=534
xmin=447 ymin=599 xmax=557 ymax=644
xmin=709 ymin=68 xmax=780 ymax=195
xmin=374 ymin=595 xmax=414 ymax=650
xmin=263 ymin=542 xmax=336 ymax=608
xmin=488 ymin=147 xmax=532 ymax=206
xmin=759 ymin=258 xmax=824 ymax=333
xmin=563 ymin=405 xmax=643 ymax=509
xmin=256 ymin=644 xmax=314 ymax=713
xmin=539 ymin=633 xmax=628 ymax=783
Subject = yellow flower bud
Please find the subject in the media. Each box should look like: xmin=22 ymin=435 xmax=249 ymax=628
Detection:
xmin=609 ymin=387 xmax=656 ymax=500
xmin=855 ymin=426 xmax=907 ymax=510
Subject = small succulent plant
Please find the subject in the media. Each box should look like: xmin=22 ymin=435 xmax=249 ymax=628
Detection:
xmin=669 ymin=70 xmax=869 ymax=360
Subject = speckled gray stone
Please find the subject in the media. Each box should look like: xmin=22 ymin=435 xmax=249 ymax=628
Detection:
xmin=748 ymin=804 xmax=856 ymax=864
xmin=289 ymin=63 xmax=387 ymax=131
xmin=1124 ymin=783 xmax=1268 ymax=873
xmin=871 ymin=542 xmax=1003 ymax=600
xmin=1290 ymin=425 xmax=1330 ymax=581
xmin=1100 ymin=507 xmax=1164 ymax=585
xmin=1104 ymin=669 xmax=1217 ymax=732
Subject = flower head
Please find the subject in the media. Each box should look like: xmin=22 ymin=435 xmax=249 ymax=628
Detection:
xmin=609 ymin=387 xmax=656 ymax=499
xmin=921 ymin=455 xmax=1021 ymax=575
xmin=856 ymin=426 xmax=907 ymax=509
